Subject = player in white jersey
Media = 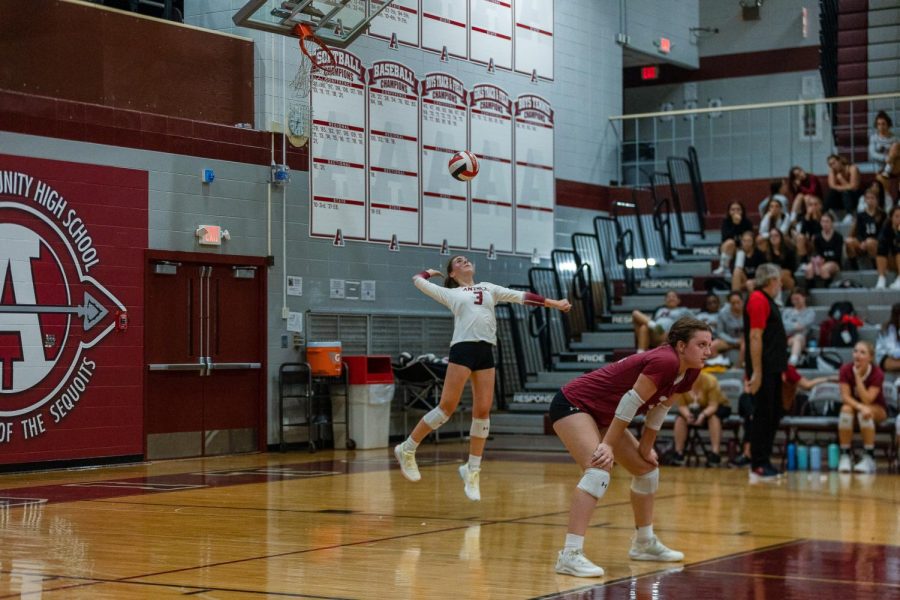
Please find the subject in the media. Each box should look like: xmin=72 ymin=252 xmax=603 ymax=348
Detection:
xmin=394 ymin=255 xmax=571 ymax=501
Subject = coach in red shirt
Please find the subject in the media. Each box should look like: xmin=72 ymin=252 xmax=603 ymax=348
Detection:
xmin=743 ymin=263 xmax=788 ymax=481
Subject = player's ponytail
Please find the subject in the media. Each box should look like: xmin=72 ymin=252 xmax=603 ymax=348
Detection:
xmin=445 ymin=256 xmax=462 ymax=289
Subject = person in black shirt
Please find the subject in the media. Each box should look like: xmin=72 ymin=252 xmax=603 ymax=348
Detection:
xmin=714 ymin=201 xmax=753 ymax=276
xmin=765 ymin=227 xmax=797 ymax=291
xmin=875 ymin=205 xmax=900 ymax=290
xmin=732 ymin=230 xmax=767 ymax=293
xmin=804 ymin=211 xmax=843 ymax=288
xmin=846 ymin=182 xmax=886 ymax=268
xmin=792 ymin=195 xmax=823 ymax=263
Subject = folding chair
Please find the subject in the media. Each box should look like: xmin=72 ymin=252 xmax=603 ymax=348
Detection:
xmin=807 ymin=383 xmax=842 ymax=416
xmin=392 ymin=360 xmax=456 ymax=442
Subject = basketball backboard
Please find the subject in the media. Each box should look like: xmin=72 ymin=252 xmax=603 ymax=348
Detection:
xmin=233 ymin=0 xmax=396 ymax=48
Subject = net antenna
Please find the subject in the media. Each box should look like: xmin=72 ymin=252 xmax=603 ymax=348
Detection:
xmin=287 ymin=23 xmax=336 ymax=148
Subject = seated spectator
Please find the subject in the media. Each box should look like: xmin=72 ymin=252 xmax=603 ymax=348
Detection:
xmin=631 ymin=290 xmax=694 ymax=352
xmin=855 ymin=177 xmax=893 ymax=214
xmin=731 ymin=365 xmax=837 ymax=467
xmin=825 ymin=154 xmax=861 ymax=224
xmin=788 ymin=165 xmax=823 ymax=217
xmin=792 ymin=195 xmax=823 ymax=263
xmin=715 ymin=292 xmax=745 ymax=368
xmin=875 ymin=205 xmax=900 ymax=290
xmin=765 ymin=227 xmax=796 ymax=292
xmin=671 ymin=372 xmax=730 ymax=467
xmin=837 ymin=342 xmax=887 ymax=474
xmin=875 ymin=302 xmax=900 ymax=373
xmin=759 ymin=196 xmax=792 ymax=240
xmin=714 ymin=201 xmax=753 ymax=277
xmin=732 ymin=230 xmax=766 ymax=293
xmin=696 ymin=293 xmax=721 ymax=331
xmin=782 ymin=289 xmax=815 ymax=366
xmin=846 ymin=181 xmax=886 ymax=269
xmin=757 ymin=178 xmax=791 ymax=216
xmin=870 ymin=111 xmax=899 ymax=189
xmin=804 ymin=211 xmax=842 ymax=288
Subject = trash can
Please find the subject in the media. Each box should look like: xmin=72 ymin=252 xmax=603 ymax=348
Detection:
xmin=337 ymin=355 xmax=395 ymax=449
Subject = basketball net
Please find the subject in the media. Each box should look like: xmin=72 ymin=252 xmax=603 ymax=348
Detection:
xmin=287 ymin=24 xmax=336 ymax=148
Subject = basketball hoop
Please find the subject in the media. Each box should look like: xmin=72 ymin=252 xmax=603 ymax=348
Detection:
xmin=286 ymin=24 xmax=336 ymax=148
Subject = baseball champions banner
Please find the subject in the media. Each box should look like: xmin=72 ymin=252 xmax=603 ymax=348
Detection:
xmin=0 ymin=155 xmax=147 ymax=465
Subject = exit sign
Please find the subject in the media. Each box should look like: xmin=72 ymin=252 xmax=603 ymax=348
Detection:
xmin=641 ymin=66 xmax=659 ymax=80
xmin=658 ymin=37 xmax=671 ymax=54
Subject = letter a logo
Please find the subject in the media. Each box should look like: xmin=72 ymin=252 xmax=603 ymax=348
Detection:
xmin=440 ymin=46 xmax=449 ymax=62
xmin=388 ymin=234 xmax=399 ymax=252
xmin=389 ymin=32 xmax=399 ymax=50
xmin=333 ymin=228 xmax=345 ymax=247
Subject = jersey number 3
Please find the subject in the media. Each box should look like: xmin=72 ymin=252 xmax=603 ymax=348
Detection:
xmin=473 ymin=291 xmax=484 ymax=305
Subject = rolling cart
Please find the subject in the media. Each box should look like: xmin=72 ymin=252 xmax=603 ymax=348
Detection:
xmin=278 ymin=362 xmax=355 ymax=452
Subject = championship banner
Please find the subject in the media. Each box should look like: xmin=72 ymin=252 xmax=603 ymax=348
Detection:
xmin=514 ymin=94 xmax=554 ymax=257
xmin=0 ymin=154 xmax=147 ymax=465
xmin=310 ymin=49 xmax=368 ymax=241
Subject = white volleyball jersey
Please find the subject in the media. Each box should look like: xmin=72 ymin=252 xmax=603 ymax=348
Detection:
xmin=414 ymin=277 xmax=528 ymax=346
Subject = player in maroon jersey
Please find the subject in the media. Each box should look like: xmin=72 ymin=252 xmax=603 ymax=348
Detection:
xmin=549 ymin=317 xmax=712 ymax=577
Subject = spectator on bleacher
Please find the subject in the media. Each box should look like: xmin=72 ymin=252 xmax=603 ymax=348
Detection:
xmin=759 ymin=197 xmax=793 ymax=240
xmin=875 ymin=302 xmax=900 ymax=373
xmin=757 ymin=179 xmax=791 ymax=216
xmin=855 ymin=176 xmax=893 ymax=215
xmin=788 ymin=166 xmax=823 ymax=217
xmin=732 ymin=230 xmax=766 ymax=293
xmin=793 ymin=195 xmax=823 ymax=263
xmin=715 ymin=292 xmax=745 ymax=368
xmin=846 ymin=181 xmax=886 ymax=269
xmin=713 ymin=201 xmax=753 ymax=277
xmin=782 ymin=289 xmax=815 ymax=366
xmin=671 ymin=372 xmax=730 ymax=467
xmin=744 ymin=263 xmax=788 ymax=482
xmin=631 ymin=291 xmax=694 ymax=353
xmin=803 ymin=211 xmax=842 ymax=289
xmin=732 ymin=364 xmax=837 ymax=467
xmin=875 ymin=205 xmax=900 ymax=290
xmin=870 ymin=111 xmax=899 ymax=188
xmin=765 ymin=227 xmax=796 ymax=292
xmin=696 ymin=293 xmax=720 ymax=332
xmin=825 ymin=154 xmax=861 ymax=224
xmin=837 ymin=341 xmax=887 ymax=474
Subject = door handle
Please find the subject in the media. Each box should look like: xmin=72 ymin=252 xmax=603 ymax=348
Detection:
xmin=208 ymin=362 xmax=262 ymax=370
xmin=148 ymin=363 xmax=205 ymax=372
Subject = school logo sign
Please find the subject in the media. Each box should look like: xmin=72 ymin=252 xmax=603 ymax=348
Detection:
xmin=0 ymin=155 xmax=147 ymax=463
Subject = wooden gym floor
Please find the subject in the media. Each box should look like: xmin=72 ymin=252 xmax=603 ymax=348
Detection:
xmin=0 ymin=443 xmax=898 ymax=599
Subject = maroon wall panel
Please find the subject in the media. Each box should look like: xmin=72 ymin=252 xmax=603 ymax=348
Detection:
xmin=0 ymin=0 xmax=253 ymax=125
xmin=0 ymin=154 xmax=147 ymax=465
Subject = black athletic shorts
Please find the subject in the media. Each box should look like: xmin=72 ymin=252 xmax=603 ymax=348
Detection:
xmin=548 ymin=390 xmax=583 ymax=424
xmin=448 ymin=341 xmax=495 ymax=371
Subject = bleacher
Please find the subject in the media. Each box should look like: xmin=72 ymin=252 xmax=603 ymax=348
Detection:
xmin=492 ymin=145 xmax=898 ymax=470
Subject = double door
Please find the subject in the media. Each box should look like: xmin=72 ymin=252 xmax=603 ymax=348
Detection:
xmin=144 ymin=251 xmax=266 ymax=459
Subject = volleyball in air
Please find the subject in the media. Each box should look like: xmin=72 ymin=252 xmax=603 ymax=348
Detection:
xmin=448 ymin=150 xmax=479 ymax=181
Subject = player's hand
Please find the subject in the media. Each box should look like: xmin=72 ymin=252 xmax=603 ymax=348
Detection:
xmin=590 ymin=442 xmax=614 ymax=469
xmin=640 ymin=446 xmax=658 ymax=467
xmin=425 ymin=269 xmax=443 ymax=278
xmin=859 ymin=405 xmax=873 ymax=420
xmin=554 ymin=299 xmax=572 ymax=313
xmin=694 ymin=413 xmax=706 ymax=426
xmin=748 ymin=373 xmax=762 ymax=395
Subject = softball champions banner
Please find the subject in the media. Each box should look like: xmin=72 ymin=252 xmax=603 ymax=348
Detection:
xmin=0 ymin=154 xmax=147 ymax=465
xmin=310 ymin=63 xmax=554 ymax=257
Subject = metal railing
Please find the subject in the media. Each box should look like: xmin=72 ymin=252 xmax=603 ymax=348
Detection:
xmin=610 ymin=92 xmax=900 ymax=186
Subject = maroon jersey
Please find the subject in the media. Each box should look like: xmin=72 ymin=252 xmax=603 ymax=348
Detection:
xmin=561 ymin=345 xmax=700 ymax=428
xmin=839 ymin=363 xmax=886 ymax=410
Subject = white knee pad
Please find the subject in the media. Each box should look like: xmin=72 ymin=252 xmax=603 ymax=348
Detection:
xmin=470 ymin=418 xmax=490 ymax=438
xmin=631 ymin=468 xmax=659 ymax=495
xmin=576 ymin=468 xmax=610 ymax=499
xmin=423 ymin=407 xmax=450 ymax=429
xmin=857 ymin=412 xmax=875 ymax=431
xmin=838 ymin=411 xmax=854 ymax=430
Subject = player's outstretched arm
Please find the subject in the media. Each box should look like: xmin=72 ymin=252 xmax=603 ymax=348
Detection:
xmin=412 ymin=269 xmax=451 ymax=307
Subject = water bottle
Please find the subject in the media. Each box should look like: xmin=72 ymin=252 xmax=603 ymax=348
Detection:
xmin=797 ymin=445 xmax=809 ymax=470
xmin=786 ymin=443 xmax=797 ymax=471
xmin=808 ymin=338 xmax=818 ymax=352
xmin=810 ymin=445 xmax=822 ymax=471
xmin=828 ymin=443 xmax=840 ymax=470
